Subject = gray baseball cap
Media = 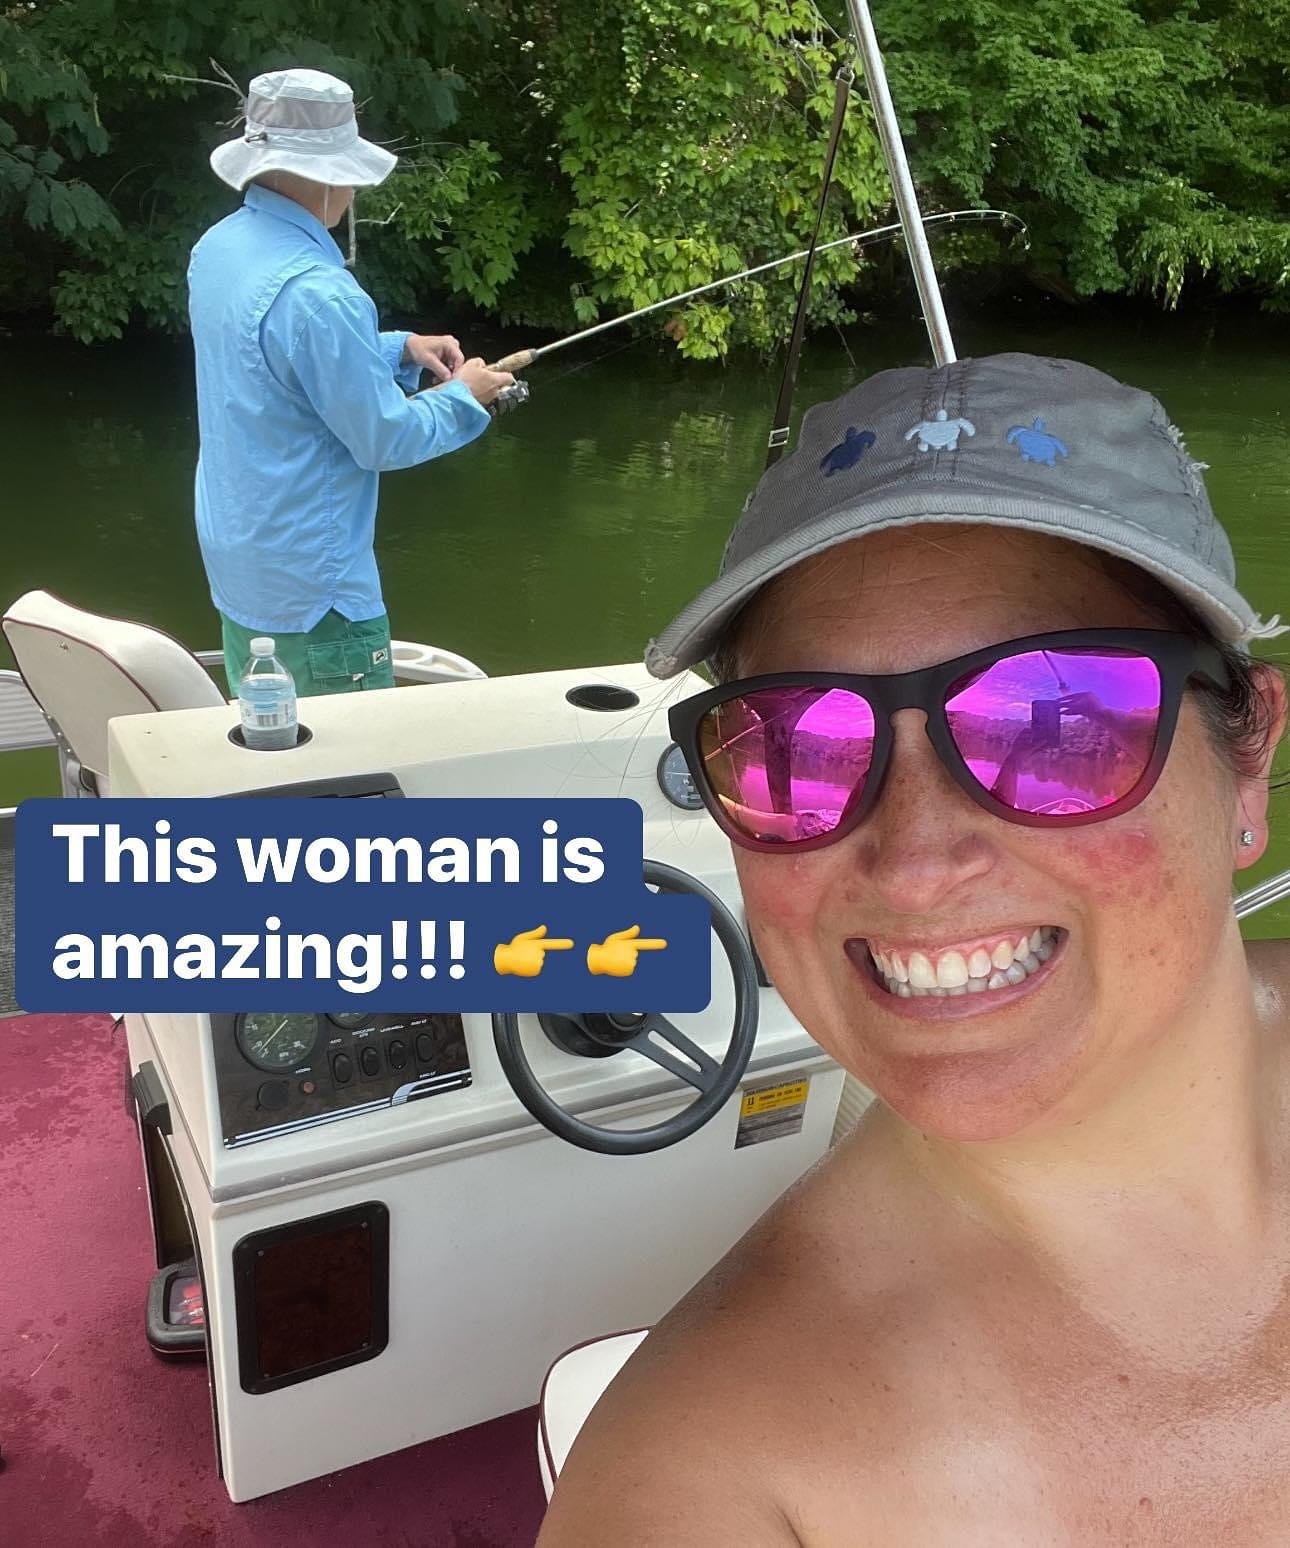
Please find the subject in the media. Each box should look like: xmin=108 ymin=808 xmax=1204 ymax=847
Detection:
xmin=645 ymin=352 xmax=1273 ymax=679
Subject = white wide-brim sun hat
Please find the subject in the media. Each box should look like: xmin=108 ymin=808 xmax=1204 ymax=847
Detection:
xmin=210 ymin=68 xmax=397 ymax=191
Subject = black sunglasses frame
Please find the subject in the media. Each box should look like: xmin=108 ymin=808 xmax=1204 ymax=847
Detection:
xmin=667 ymin=629 xmax=1230 ymax=854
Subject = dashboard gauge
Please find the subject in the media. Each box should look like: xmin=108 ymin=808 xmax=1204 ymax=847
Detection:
xmin=328 ymin=1012 xmax=373 ymax=1030
xmin=235 ymin=1013 xmax=319 ymax=1072
xmin=657 ymin=742 xmax=705 ymax=811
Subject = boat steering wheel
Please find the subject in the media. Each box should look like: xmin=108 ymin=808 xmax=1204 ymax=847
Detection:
xmin=491 ymin=860 xmax=759 ymax=1155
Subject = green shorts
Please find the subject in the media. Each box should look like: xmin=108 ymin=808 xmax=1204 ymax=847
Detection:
xmin=221 ymin=610 xmax=396 ymax=699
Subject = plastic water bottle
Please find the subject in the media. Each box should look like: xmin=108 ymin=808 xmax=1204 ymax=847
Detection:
xmin=237 ymin=638 xmax=298 ymax=750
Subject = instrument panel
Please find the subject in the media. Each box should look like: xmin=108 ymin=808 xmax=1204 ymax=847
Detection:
xmin=213 ymin=1010 xmax=471 ymax=1147
xmin=657 ymin=742 xmax=705 ymax=811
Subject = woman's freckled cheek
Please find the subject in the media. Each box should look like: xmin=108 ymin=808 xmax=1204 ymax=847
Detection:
xmin=1055 ymin=824 xmax=1167 ymax=900
xmin=737 ymin=857 xmax=841 ymax=1014
xmin=735 ymin=856 xmax=823 ymax=938
xmin=1054 ymin=824 xmax=1185 ymax=971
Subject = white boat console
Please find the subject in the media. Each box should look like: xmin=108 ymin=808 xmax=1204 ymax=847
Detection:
xmin=110 ymin=662 xmax=845 ymax=1501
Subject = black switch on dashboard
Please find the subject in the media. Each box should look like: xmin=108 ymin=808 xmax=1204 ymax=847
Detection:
xmin=257 ymin=1081 xmax=289 ymax=1111
xmin=359 ymin=1046 xmax=381 ymax=1078
xmin=332 ymin=1052 xmax=353 ymax=1084
xmin=388 ymin=1039 xmax=408 ymax=1070
xmin=415 ymin=1031 xmax=436 ymax=1065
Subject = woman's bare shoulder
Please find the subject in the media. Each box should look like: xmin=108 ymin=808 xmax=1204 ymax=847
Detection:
xmin=643 ymin=1114 xmax=944 ymax=1372
xmin=537 ymin=1133 xmax=936 ymax=1546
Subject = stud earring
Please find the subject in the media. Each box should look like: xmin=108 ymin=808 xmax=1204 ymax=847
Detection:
xmin=1240 ymin=829 xmax=1256 ymax=846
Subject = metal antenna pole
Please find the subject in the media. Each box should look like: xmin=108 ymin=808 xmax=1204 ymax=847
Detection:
xmin=843 ymin=0 xmax=956 ymax=366
xmin=1234 ymin=867 xmax=1290 ymax=921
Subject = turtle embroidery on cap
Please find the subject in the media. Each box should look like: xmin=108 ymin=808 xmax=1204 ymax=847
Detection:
xmin=1006 ymin=417 xmax=1069 ymax=467
xmin=904 ymin=408 xmax=975 ymax=453
xmin=820 ymin=426 xmax=877 ymax=476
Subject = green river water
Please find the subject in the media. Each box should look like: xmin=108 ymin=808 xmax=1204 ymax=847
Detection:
xmin=2 ymin=303 xmax=1288 ymax=927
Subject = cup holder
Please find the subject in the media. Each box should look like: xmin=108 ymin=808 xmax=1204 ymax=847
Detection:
xmin=565 ymin=683 xmax=640 ymax=713
xmin=228 ymin=724 xmax=313 ymax=750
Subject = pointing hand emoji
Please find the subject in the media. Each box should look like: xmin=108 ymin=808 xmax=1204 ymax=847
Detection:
xmin=586 ymin=925 xmax=668 ymax=978
xmin=494 ymin=925 xmax=575 ymax=978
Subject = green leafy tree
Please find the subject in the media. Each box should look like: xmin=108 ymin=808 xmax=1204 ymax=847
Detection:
xmin=2 ymin=0 xmax=1287 ymax=341
xmin=0 ymin=16 xmax=119 ymax=326
xmin=496 ymin=0 xmax=887 ymax=356
xmin=2 ymin=0 xmax=897 ymax=347
xmin=875 ymin=0 xmax=1290 ymax=308
xmin=2 ymin=0 xmax=481 ymax=339
xmin=356 ymin=0 xmax=894 ymax=356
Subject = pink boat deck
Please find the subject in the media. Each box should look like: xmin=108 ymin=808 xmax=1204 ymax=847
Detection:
xmin=0 ymin=1013 xmax=546 ymax=1546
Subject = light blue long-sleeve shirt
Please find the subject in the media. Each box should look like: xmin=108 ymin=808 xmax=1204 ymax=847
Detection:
xmin=188 ymin=184 xmax=491 ymax=633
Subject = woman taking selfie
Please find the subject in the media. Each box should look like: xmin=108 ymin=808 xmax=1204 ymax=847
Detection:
xmin=539 ymin=352 xmax=1290 ymax=1544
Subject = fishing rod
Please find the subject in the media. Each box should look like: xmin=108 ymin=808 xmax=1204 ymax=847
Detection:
xmin=486 ymin=208 xmax=1023 ymax=376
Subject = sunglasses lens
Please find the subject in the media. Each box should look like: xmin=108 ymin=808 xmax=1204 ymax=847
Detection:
xmin=945 ymin=649 xmax=1162 ymax=817
xmin=697 ymin=687 xmax=877 ymax=844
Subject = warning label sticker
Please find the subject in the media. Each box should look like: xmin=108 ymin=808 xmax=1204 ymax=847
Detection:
xmin=735 ymin=1074 xmax=810 ymax=1149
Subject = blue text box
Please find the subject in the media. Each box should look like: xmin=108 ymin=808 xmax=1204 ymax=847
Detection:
xmin=15 ymin=798 xmax=713 ymax=1014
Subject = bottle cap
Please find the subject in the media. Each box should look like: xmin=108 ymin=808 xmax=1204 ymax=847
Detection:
xmin=249 ymin=637 xmax=276 ymax=656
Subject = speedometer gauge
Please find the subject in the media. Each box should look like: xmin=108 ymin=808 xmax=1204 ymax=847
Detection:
xmin=235 ymin=1013 xmax=319 ymax=1072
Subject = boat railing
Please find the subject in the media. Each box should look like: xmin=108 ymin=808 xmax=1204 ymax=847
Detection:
xmin=1234 ymin=869 xmax=1290 ymax=920
xmin=0 ymin=668 xmax=57 ymax=757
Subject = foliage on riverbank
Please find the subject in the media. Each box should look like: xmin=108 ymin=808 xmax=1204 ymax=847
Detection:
xmin=2 ymin=0 xmax=1286 ymax=347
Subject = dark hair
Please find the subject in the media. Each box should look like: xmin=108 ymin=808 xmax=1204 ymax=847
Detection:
xmin=1113 ymin=561 xmax=1283 ymax=784
xmin=708 ymin=548 xmax=1283 ymax=784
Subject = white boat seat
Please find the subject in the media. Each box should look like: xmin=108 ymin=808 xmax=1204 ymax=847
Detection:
xmin=538 ymin=1328 xmax=649 ymax=1501
xmin=2 ymin=590 xmax=225 ymax=795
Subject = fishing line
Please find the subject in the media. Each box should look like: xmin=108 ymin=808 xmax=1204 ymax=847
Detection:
xmin=541 ymin=332 xmax=645 ymax=387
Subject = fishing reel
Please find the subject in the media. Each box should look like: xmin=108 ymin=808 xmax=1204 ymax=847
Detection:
xmin=488 ymin=380 xmax=530 ymax=418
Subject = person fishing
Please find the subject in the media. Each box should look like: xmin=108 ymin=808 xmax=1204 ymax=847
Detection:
xmin=188 ymin=67 xmax=514 ymax=696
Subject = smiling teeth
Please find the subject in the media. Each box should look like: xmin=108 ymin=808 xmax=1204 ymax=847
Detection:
xmin=908 ymin=952 xmax=936 ymax=989
xmin=870 ymin=928 xmax=1059 ymax=998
